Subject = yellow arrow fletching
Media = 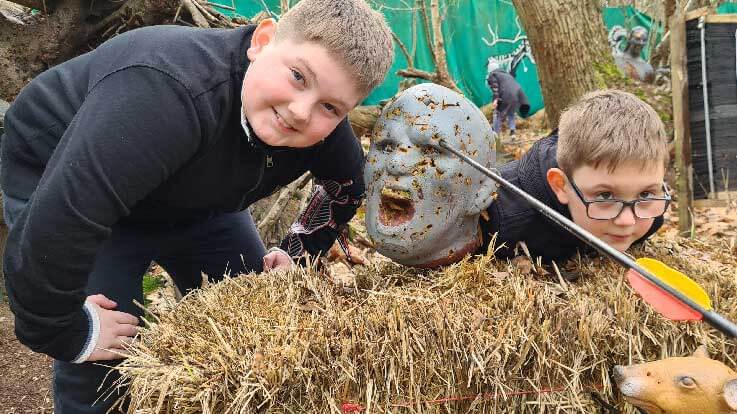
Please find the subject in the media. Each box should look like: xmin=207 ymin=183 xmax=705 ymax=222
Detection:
xmin=636 ymin=257 xmax=712 ymax=311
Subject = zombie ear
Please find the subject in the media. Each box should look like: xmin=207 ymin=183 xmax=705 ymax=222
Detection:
xmin=466 ymin=175 xmax=497 ymax=217
xmin=692 ymin=345 xmax=710 ymax=359
xmin=723 ymin=378 xmax=737 ymax=410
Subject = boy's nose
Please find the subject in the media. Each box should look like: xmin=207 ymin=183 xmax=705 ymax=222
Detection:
xmin=613 ymin=204 xmax=637 ymax=225
xmin=287 ymin=99 xmax=311 ymax=125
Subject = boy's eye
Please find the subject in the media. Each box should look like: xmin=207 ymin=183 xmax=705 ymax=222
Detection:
xmin=594 ymin=192 xmax=614 ymax=201
xmin=291 ymin=69 xmax=305 ymax=83
xmin=323 ymin=102 xmax=337 ymax=114
xmin=639 ymin=191 xmax=656 ymax=199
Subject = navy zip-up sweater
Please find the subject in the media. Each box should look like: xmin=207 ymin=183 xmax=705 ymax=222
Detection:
xmin=481 ymin=134 xmax=663 ymax=262
xmin=1 ymin=25 xmax=365 ymax=361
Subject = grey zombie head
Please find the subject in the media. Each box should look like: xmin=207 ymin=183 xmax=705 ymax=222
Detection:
xmin=364 ymin=83 xmax=497 ymax=268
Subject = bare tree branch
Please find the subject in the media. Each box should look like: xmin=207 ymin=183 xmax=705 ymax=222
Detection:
xmin=258 ymin=172 xmax=312 ymax=234
xmin=391 ymin=31 xmax=414 ymax=69
xmin=182 ymin=0 xmax=208 ymax=27
xmin=418 ymin=0 xmax=436 ymax=64
xmin=396 ymin=67 xmax=436 ymax=81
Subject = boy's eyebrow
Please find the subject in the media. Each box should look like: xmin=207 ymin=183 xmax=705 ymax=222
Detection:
xmin=587 ymin=182 xmax=663 ymax=194
xmin=296 ymin=57 xmax=350 ymax=112
xmin=296 ymin=58 xmax=318 ymax=85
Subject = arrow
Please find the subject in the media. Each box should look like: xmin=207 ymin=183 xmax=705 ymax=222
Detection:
xmin=438 ymin=139 xmax=737 ymax=338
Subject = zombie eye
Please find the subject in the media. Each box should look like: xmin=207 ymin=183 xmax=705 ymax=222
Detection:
xmin=377 ymin=142 xmax=397 ymax=153
xmin=678 ymin=376 xmax=696 ymax=388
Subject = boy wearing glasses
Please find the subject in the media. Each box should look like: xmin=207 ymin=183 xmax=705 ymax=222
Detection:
xmin=481 ymin=89 xmax=670 ymax=262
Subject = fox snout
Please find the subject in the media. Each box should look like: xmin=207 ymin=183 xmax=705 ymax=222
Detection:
xmin=613 ymin=346 xmax=737 ymax=414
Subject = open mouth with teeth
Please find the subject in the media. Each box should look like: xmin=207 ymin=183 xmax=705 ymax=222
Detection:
xmin=378 ymin=187 xmax=415 ymax=226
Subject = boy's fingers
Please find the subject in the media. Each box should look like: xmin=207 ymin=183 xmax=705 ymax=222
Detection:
xmin=263 ymin=254 xmax=276 ymax=270
xmin=116 ymin=336 xmax=135 ymax=349
xmin=88 ymin=348 xmax=124 ymax=362
xmin=113 ymin=311 xmax=140 ymax=325
xmin=86 ymin=294 xmax=117 ymax=309
xmin=116 ymin=323 xmax=139 ymax=338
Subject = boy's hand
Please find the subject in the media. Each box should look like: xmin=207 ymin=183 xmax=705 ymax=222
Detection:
xmin=491 ymin=99 xmax=498 ymax=110
xmin=85 ymin=294 xmax=139 ymax=362
xmin=263 ymin=249 xmax=295 ymax=271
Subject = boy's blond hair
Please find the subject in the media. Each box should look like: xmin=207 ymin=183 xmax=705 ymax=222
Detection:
xmin=557 ymin=89 xmax=669 ymax=174
xmin=275 ymin=0 xmax=394 ymax=97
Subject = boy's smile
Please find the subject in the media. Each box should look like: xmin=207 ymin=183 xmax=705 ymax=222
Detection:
xmin=241 ymin=19 xmax=361 ymax=148
xmin=549 ymin=162 xmax=667 ymax=252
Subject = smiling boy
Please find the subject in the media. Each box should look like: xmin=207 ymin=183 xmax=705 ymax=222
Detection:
xmin=1 ymin=0 xmax=393 ymax=411
xmin=483 ymin=89 xmax=670 ymax=262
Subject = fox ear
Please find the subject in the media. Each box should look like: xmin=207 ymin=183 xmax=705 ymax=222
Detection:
xmin=723 ymin=379 xmax=737 ymax=410
xmin=692 ymin=345 xmax=710 ymax=359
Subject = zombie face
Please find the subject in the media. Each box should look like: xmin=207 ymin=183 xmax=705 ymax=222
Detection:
xmin=625 ymin=26 xmax=648 ymax=58
xmin=364 ymin=83 xmax=497 ymax=267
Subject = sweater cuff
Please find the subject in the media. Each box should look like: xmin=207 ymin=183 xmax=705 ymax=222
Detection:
xmin=71 ymin=301 xmax=100 ymax=363
xmin=267 ymin=247 xmax=295 ymax=265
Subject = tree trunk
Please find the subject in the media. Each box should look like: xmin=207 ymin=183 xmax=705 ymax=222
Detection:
xmin=348 ymin=105 xmax=380 ymax=139
xmin=665 ymin=0 xmax=677 ymax=31
xmin=512 ymin=0 xmax=612 ymax=127
xmin=649 ymin=0 xmax=676 ymax=69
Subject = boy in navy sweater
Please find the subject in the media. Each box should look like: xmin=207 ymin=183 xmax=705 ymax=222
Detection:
xmin=0 ymin=0 xmax=394 ymax=411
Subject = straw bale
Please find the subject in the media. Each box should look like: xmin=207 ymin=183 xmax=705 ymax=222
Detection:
xmin=118 ymin=235 xmax=737 ymax=413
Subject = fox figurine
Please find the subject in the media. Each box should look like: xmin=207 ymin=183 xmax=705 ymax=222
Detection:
xmin=613 ymin=346 xmax=737 ymax=413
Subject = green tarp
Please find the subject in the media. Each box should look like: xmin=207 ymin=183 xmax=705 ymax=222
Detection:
xmin=718 ymin=2 xmax=737 ymax=13
xmin=212 ymin=1 xmax=662 ymax=115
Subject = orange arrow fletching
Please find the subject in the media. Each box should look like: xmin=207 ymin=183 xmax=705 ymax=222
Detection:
xmin=626 ymin=258 xmax=712 ymax=321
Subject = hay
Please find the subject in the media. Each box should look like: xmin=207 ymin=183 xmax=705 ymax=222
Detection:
xmin=117 ymin=235 xmax=737 ymax=413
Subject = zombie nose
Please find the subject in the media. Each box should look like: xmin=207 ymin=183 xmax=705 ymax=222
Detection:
xmin=612 ymin=365 xmax=625 ymax=383
xmin=387 ymin=153 xmax=410 ymax=176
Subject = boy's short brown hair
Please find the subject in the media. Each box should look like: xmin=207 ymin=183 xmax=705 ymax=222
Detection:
xmin=275 ymin=0 xmax=394 ymax=97
xmin=557 ymin=89 xmax=669 ymax=174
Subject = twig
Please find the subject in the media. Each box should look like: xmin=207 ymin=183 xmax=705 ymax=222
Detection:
xmin=172 ymin=2 xmax=183 ymax=22
xmin=258 ymin=172 xmax=312 ymax=234
xmin=418 ymin=0 xmax=435 ymax=64
xmin=391 ymin=31 xmax=414 ymax=68
xmin=551 ymin=260 xmax=569 ymax=292
xmin=206 ymin=1 xmax=234 ymax=10
xmin=190 ymin=0 xmax=218 ymax=23
xmin=182 ymin=0 xmax=209 ymax=27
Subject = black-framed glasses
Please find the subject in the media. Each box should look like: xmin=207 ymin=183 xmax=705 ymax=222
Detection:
xmin=567 ymin=177 xmax=671 ymax=220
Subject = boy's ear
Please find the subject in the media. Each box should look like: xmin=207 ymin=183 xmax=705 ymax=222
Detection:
xmin=466 ymin=176 xmax=496 ymax=217
xmin=247 ymin=18 xmax=277 ymax=61
xmin=546 ymin=167 xmax=570 ymax=205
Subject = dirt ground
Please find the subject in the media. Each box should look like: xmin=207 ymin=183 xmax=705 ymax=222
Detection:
xmin=0 ymin=301 xmax=53 ymax=413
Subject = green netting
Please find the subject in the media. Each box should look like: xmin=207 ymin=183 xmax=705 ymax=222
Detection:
xmin=209 ymin=1 xmax=661 ymax=115
xmin=718 ymin=2 xmax=737 ymax=13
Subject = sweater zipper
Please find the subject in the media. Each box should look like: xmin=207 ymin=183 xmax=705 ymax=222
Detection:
xmin=239 ymin=150 xmax=267 ymax=210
